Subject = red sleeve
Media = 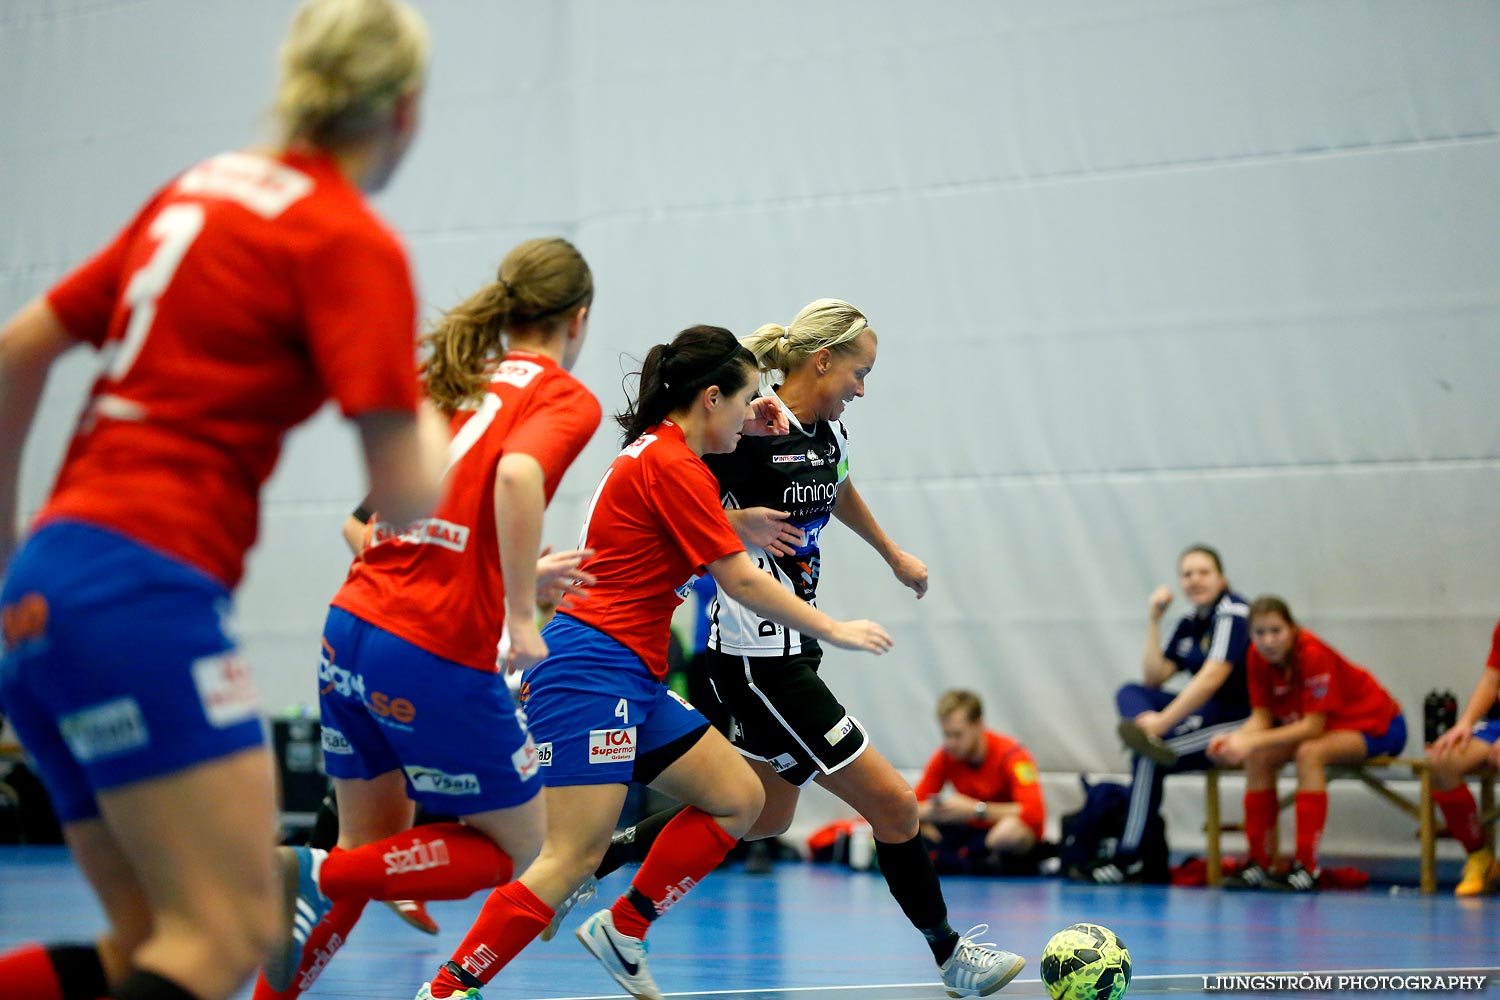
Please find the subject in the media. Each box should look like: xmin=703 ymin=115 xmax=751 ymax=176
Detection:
xmin=651 ymin=455 xmax=745 ymax=572
xmin=1487 ymin=620 xmax=1500 ymax=670
xmin=299 ymin=225 xmax=420 ymax=416
xmin=1299 ymin=638 xmax=1339 ymax=716
xmin=913 ymin=750 xmax=949 ymax=802
xmin=45 ymin=194 xmax=167 ymax=347
xmin=1246 ymin=646 xmax=1271 ymax=709
xmin=504 ymin=379 xmax=602 ymax=499
xmin=1003 ymin=748 xmax=1047 ymax=835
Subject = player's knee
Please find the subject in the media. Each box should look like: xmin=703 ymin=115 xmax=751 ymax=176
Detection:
xmin=1115 ymin=683 xmax=1149 ymax=717
xmin=1293 ymin=741 xmax=1326 ymax=768
xmin=719 ymin=775 xmax=765 ymax=838
xmin=987 ymin=819 xmax=1035 ymax=854
xmin=869 ymin=785 xmax=919 ymax=841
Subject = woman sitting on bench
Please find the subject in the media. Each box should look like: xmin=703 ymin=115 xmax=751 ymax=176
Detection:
xmin=1426 ymin=616 xmax=1500 ymax=897
xmin=1207 ymin=595 xmax=1406 ymax=892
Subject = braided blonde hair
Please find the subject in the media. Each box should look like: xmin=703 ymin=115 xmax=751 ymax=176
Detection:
xmin=741 ymin=298 xmax=875 ymax=376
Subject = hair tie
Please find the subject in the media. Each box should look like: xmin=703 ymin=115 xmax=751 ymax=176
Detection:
xmin=499 ymin=278 xmax=514 ymax=298
xmin=779 ymin=334 xmax=791 ymax=353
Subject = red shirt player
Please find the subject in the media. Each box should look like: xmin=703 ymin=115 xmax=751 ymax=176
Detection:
xmin=916 ymin=690 xmax=1046 ymax=873
xmin=0 ymin=4 xmax=438 ymax=1000
xmin=1426 ymin=617 xmax=1500 ymax=896
xmin=259 ymin=238 xmax=604 ymax=999
xmin=1209 ymin=595 xmax=1407 ymax=891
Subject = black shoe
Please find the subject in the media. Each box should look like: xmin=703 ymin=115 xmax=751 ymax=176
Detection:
xmin=1085 ymin=856 xmax=1145 ymax=885
xmin=1117 ymin=719 xmax=1179 ymax=766
xmin=1221 ymin=861 xmax=1276 ymax=890
xmin=1271 ymin=861 xmax=1321 ymax=892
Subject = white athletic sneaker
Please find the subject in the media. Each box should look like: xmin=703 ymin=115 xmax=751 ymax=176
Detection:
xmin=539 ymin=874 xmax=597 ymax=942
xmin=576 ymin=908 xmax=663 ymax=1000
xmin=265 ymin=846 xmax=332 ymax=992
xmin=413 ymin=983 xmax=482 ymax=999
xmin=939 ymin=924 xmax=1026 ymax=997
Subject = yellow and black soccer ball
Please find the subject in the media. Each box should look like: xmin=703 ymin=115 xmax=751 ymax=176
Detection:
xmin=1040 ymin=922 xmax=1131 ymax=1000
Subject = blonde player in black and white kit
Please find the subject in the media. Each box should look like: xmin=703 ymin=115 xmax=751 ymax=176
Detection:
xmin=580 ymin=300 xmax=1025 ymax=998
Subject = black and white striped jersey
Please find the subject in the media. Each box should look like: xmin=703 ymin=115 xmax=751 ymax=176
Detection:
xmin=703 ymin=389 xmax=849 ymax=656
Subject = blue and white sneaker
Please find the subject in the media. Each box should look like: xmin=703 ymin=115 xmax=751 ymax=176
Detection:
xmin=540 ymin=875 xmax=597 ymax=942
xmin=576 ymin=908 xmax=662 ymax=1000
xmin=939 ymin=924 xmax=1026 ymax=997
xmin=265 ymin=846 xmax=332 ymax=992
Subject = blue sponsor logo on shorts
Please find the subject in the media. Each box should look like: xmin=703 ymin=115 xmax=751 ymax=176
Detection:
xmin=59 ymin=697 xmax=150 ymax=762
xmin=321 ymin=726 xmax=353 ymax=755
xmin=405 ymin=765 xmax=481 ymax=796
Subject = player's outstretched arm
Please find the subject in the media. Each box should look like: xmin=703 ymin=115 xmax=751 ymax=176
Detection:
xmin=832 ymin=477 xmax=928 ymax=598
xmin=0 ymin=299 xmax=82 ymax=567
xmin=707 ymin=550 xmax=893 ymax=654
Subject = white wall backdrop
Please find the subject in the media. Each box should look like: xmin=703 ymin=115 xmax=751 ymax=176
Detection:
xmin=3 ymin=1 xmax=1498 ymax=793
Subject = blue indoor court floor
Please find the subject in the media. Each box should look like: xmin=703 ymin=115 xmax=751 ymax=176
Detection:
xmin=1 ymin=848 xmax=1494 ymax=1000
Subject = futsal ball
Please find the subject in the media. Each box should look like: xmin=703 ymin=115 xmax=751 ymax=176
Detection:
xmin=1039 ymin=923 xmax=1131 ymax=1000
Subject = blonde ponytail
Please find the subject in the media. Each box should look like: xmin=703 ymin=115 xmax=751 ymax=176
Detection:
xmin=744 ymin=298 xmax=873 ymax=376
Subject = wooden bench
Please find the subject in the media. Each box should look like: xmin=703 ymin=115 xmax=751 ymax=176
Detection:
xmin=1203 ymin=757 xmax=1499 ymax=894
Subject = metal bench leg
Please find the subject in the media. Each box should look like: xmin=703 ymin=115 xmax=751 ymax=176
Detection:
xmin=1418 ymin=764 xmax=1435 ymax=895
xmin=1206 ymin=769 xmax=1222 ymax=885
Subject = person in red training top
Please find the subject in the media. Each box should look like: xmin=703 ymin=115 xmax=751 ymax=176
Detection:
xmin=1208 ymin=595 xmax=1406 ymax=892
xmin=257 ymin=238 xmax=601 ymax=998
xmin=0 ymin=4 xmax=442 ymax=1000
xmin=916 ymin=690 xmax=1046 ymax=875
xmin=1425 ymin=617 xmax=1500 ymax=897
xmin=416 ymin=326 xmax=893 ymax=1000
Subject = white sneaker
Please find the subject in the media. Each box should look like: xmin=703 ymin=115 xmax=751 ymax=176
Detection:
xmin=265 ymin=846 xmax=332 ymax=992
xmin=576 ymin=908 xmax=663 ymax=1000
xmin=939 ymin=924 xmax=1026 ymax=997
xmin=414 ymin=983 xmax=482 ymax=999
xmin=540 ymin=875 xmax=597 ymax=942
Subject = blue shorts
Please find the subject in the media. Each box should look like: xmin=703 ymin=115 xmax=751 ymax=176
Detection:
xmin=1364 ymin=713 xmax=1408 ymax=758
xmin=1471 ymin=720 xmax=1500 ymax=745
xmin=0 ymin=521 xmax=264 ymax=823
xmin=318 ymin=607 xmax=541 ymax=814
xmin=520 ymin=614 xmax=707 ymax=787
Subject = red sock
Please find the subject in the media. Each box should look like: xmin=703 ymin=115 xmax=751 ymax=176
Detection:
xmin=319 ymin=823 xmax=513 ymax=901
xmin=251 ymin=897 xmax=367 ymax=1000
xmin=430 ymin=880 xmax=553 ymax=992
xmin=1434 ymin=785 xmax=1485 ymax=853
xmin=1294 ymin=791 xmax=1328 ymax=870
xmin=0 ymin=943 xmax=63 ymax=1000
xmin=609 ymin=807 xmax=737 ymax=939
xmin=1243 ymin=789 xmax=1278 ymax=868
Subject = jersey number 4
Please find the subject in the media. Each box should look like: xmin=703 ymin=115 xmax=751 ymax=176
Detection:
xmin=109 ymin=203 xmax=206 ymax=381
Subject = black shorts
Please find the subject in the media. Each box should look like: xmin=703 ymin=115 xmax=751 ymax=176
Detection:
xmin=702 ymin=642 xmax=869 ymax=787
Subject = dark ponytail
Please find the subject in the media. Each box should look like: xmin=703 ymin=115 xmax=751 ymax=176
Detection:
xmin=616 ymin=325 xmax=757 ymax=444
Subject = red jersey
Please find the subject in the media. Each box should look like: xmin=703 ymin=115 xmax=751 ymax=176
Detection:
xmin=564 ymin=421 xmax=744 ymax=680
xmin=1247 ymin=629 xmax=1401 ymax=735
xmin=39 ymin=150 xmax=419 ymax=588
xmin=1486 ymin=619 xmax=1500 ymax=670
xmin=913 ymin=730 xmax=1046 ymax=837
xmin=334 ymin=352 xmax=600 ymax=672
